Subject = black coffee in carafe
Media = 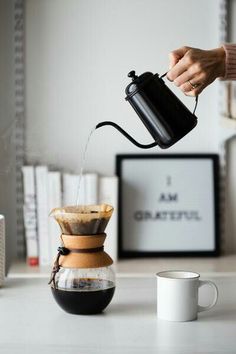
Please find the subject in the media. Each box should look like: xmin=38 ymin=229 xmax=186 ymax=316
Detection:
xmin=96 ymin=70 xmax=198 ymax=149
xmin=52 ymin=279 xmax=115 ymax=315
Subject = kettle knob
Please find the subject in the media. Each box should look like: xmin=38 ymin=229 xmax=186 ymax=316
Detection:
xmin=128 ymin=70 xmax=138 ymax=81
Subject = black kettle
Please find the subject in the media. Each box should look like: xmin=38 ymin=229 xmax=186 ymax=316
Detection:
xmin=96 ymin=70 xmax=198 ymax=149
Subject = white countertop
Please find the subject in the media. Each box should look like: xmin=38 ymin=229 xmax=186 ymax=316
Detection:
xmin=0 ymin=275 xmax=236 ymax=353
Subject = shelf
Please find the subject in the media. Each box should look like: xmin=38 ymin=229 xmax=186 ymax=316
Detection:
xmin=8 ymin=255 xmax=236 ymax=278
xmin=221 ymin=116 xmax=236 ymax=130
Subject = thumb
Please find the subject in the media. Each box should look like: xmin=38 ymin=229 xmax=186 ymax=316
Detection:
xmin=168 ymin=46 xmax=190 ymax=69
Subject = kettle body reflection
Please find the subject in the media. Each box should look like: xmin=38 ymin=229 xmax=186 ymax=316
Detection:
xmin=96 ymin=71 xmax=198 ymax=149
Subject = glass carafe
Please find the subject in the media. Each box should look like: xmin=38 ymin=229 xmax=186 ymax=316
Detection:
xmin=49 ymin=204 xmax=116 ymax=315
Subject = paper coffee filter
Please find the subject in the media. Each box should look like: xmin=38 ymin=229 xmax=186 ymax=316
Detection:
xmin=50 ymin=204 xmax=113 ymax=235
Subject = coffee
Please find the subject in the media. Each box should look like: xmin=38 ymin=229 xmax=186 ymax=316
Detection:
xmin=51 ymin=278 xmax=115 ymax=314
xmin=59 ymin=217 xmax=109 ymax=235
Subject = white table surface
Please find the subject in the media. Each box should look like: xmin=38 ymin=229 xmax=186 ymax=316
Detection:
xmin=0 ymin=275 xmax=236 ymax=354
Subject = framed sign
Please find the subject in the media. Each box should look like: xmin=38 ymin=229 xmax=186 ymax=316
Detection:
xmin=116 ymin=154 xmax=220 ymax=257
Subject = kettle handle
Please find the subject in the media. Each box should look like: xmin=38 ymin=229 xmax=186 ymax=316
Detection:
xmin=161 ymin=71 xmax=199 ymax=115
xmin=96 ymin=121 xmax=159 ymax=149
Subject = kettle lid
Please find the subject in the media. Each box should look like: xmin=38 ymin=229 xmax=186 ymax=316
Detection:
xmin=125 ymin=70 xmax=155 ymax=97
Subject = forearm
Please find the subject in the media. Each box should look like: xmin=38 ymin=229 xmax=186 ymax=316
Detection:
xmin=222 ymin=43 xmax=236 ymax=80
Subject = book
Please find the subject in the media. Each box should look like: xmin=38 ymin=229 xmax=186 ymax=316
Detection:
xmin=48 ymin=171 xmax=62 ymax=258
xmin=63 ymin=172 xmax=98 ymax=206
xmin=22 ymin=166 xmax=39 ymax=266
xmin=35 ymin=166 xmax=50 ymax=266
xmin=63 ymin=173 xmax=84 ymax=206
xmin=99 ymin=176 xmax=118 ymax=262
xmin=85 ymin=173 xmax=98 ymax=204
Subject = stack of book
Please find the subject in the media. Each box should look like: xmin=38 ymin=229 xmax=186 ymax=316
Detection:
xmin=22 ymin=166 xmax=118 ymax=266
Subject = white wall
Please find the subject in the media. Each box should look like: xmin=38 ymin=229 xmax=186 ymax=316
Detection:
xmin=0 ymin=0 xmax=17 ymax=267
xmin=25 ymin=0 xmax=221 ymax=175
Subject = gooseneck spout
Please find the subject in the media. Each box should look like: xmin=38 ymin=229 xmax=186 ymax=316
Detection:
xmin=95 ymin=121 xmax=159 ymax=149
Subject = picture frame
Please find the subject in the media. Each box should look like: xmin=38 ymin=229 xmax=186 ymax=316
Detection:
xmin=116 ymin=154 xmax=220 ymax=258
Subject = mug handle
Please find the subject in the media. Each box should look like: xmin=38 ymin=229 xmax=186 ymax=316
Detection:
xmin=198 ymin=280 xmax=218 ymax=312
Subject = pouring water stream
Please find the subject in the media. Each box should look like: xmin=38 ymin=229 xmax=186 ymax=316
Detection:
xmin=76 ymin=126 xmax=96 ymax=205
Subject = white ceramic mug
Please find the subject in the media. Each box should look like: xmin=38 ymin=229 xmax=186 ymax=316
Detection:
xmin=156 ymin=270 xmax=218 ymax=322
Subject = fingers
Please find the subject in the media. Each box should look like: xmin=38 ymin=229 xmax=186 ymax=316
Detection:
xmin=167 ymin=49 xmax=195 ymax=82
xmin=181 ymin=80 xmax=207 ymax=97
xmin=171 ymin=70 xmax=200 ymax=87
xmin=184 ymin=84 xmax=205 ymax=97
xmin=167 ymin=46 xmax=208 ymax=96
xmin=167 ymin=46 xmax=224 ymax=96
xmin=168 ymin=46 xmax=190 ymax=70
xmin=168 ymin=71 xmax=205 ymax=97
xmin=180 ymin=73 xmax=204 ymax=90
xmin=167 ymin=57 xmax=189 ymax=81
xmin=182 ymin=68 xmax=217 ymax=96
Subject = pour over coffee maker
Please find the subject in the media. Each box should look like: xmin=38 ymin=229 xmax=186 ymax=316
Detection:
xmin=49 ymin=204 xmax=115 ymax=315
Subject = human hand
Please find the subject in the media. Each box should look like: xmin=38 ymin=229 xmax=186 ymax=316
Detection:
xmin=167 ymin=46 xmax=226 ymax=96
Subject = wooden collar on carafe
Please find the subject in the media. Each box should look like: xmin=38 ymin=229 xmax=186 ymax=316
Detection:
xmin=61 ymin=233 xmax=107 ymax=250
xmin=58 ymin=233 xmax=113 ymax=269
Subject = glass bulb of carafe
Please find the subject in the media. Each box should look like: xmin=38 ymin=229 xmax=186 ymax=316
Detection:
xmin=51 ymin=265 xmax=115 ymax=315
